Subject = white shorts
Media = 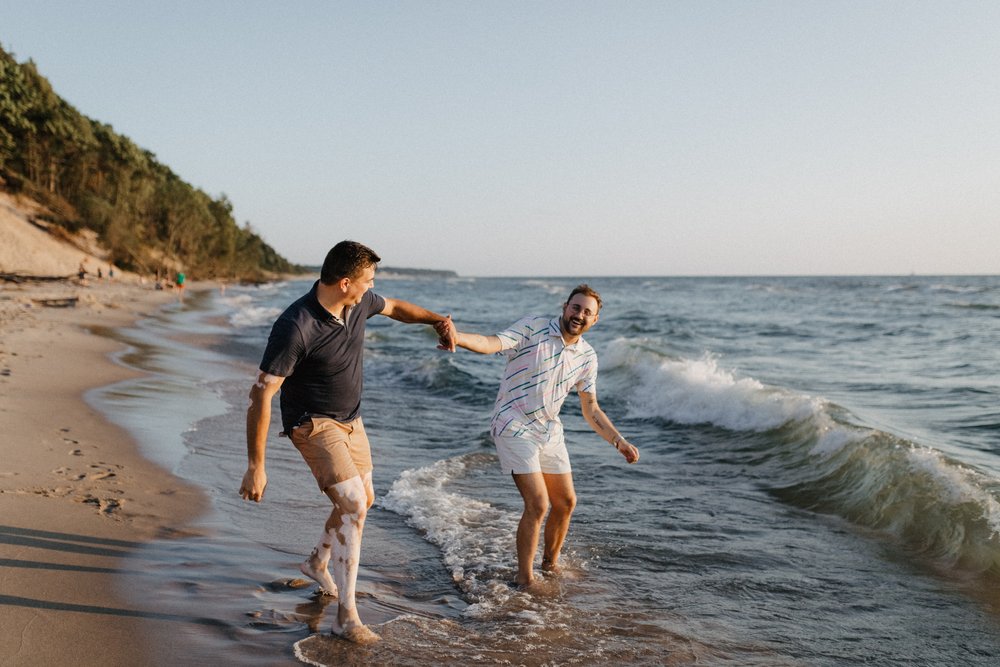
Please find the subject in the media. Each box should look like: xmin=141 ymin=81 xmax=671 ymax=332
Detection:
xmin=493 ymin=422 xmax=572 ymax=475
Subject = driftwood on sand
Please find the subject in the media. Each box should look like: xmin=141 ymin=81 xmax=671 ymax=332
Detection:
xmin=31 ymin=296 xmax=79 ymax=308
xmin=1 ymin=273 xmax=81 ymax=307
xmin=1 ymin=272 xmax=77 ymax=284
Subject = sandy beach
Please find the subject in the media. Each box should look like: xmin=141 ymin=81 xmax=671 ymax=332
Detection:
xmin=1 ymin=192 xmax=208 ymax=665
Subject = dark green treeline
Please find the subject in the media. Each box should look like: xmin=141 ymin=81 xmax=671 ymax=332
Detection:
xmin=0 ymin=43 xmax=300 ymax=279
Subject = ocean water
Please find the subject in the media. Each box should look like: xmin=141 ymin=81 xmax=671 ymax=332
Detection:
xmin=96 ymin=275 xmax=1000 ymax=666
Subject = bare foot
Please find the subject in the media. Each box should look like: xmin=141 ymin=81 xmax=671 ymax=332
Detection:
xmin=522 ymin=578 xmax=564 ymax=599
xmin=299 ymin=554 xmax=338 ymax=597
xmin=541 ymin=558 xmax=562 ymax=574
xmin=332 ymin=617 xmax=381 ymax=645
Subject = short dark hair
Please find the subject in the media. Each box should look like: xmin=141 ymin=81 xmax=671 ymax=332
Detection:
xmin=566 ymin=284 xmax=602 ymax=311
xmin=320 ymin=241 xmax=381 ymax=283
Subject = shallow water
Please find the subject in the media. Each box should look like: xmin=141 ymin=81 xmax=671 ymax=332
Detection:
xmin=96 ymin=276 xmax=1000 ymax=665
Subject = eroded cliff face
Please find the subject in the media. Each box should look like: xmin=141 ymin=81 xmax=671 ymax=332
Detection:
xmin=0 ymin=189 xmax=116 ymax=278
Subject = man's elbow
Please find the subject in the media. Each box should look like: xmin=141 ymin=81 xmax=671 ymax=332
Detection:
xmin=249 ymin=374 xmax=282 ymax=402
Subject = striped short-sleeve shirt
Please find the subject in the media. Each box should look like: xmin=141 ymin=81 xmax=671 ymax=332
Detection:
xmin=491 ymin=315 xmax=598 ymax=439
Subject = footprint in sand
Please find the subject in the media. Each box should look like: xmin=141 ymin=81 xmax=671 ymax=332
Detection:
xmin=52 ymin=463 xmax=122 ymax=482
xmin=51 ymin=466 xmax=87 ymax=481
xmin=30 ymin=486 xmax=74 ymax=498
xmin=81 ymin=495 xmax=123 ymax=514
xmin=87 ymin=463 xmax=123 ymax=480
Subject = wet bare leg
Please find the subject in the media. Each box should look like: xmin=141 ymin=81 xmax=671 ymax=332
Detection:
xmin=512 ymin=472 xmax=550 ymax=587
xmin=541 ymin=472 xmax=576 ymax=575
xmin=325 ymin=475 xmax=380 ymax=644
xmin=300 ymin=542 xmax=338 ymax=597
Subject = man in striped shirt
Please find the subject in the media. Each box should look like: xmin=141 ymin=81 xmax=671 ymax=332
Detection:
xmin=438 ymin=284 xmax=640 ymax=587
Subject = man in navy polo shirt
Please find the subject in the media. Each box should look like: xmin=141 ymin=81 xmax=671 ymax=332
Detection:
xmin=239 ymin=240 xmax=454 ymax=644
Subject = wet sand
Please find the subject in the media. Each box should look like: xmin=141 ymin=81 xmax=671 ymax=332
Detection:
xmin=0 ymin=279 xmax=207 ymax=665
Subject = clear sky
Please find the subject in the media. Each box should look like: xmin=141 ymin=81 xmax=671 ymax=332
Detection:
xmin=3 ymin=1 xmax=999 ymax=276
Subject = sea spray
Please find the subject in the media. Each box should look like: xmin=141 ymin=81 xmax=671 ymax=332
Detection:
xmin=602 ymin=339 xmax=831 ymax=433
xmin=379 ymin=453 xmax=521 ymax=617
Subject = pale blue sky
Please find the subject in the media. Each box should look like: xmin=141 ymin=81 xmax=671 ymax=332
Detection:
xmin=3 ymin=1 xmax=998 ymax=276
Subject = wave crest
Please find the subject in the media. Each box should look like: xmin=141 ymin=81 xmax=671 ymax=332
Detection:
xmin=605 ymin=336 xmax=1000 ymax=579
xmin=604 ymin=340 xmax=824 ymax=433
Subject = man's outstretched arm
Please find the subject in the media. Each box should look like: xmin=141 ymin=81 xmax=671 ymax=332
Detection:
xmin=435 ymin=316 xmax=504 ymax=355
xmin=381 ymin=298 xmax=456 ymax=351
xmin=580 ymin=391 xmax=640 ymax=464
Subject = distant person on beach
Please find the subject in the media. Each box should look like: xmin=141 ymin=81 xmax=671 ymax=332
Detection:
xmin=436 ymin=284 xmax=639 ymax=588
xmin=239 ymin=240 xmax=455 ymax=644
xmin=176 ymin=271 xmax=186 ymax=301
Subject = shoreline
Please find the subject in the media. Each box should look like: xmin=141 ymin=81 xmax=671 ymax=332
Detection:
xmin=0 ymin=279 xmax=209 ymax=665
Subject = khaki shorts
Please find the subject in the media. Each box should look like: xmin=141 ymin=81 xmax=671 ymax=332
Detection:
xmin=290 ymin=416 xmax=373 ymax=492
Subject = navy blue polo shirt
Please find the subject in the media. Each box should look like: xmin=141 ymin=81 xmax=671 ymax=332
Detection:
xmin=259 ymin=281 xmax=386 ymax=434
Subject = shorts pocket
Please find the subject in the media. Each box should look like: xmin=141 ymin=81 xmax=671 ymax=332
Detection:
xmin=290 ymin=417 xmax=316 ymax=444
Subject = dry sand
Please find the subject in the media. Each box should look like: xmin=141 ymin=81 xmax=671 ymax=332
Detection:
xmin=1 ymin=191 xmax=208 ymax=665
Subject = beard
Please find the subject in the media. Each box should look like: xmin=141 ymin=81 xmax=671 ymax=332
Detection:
xmin=561 ymin=314 xmax=587 ymax=335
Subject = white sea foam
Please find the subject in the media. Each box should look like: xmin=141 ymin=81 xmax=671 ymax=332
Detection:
xmin=229 ymin=305 xmax=282 ymax=328
xmin=906 ymin=446 xmax=1000 ymax=538
xmin=220 ymin=293 xmax=254 ymax=306
xmin=809 ymin=418 xmax=862 ymax=457
xmin=520 ymin=279 xmax=568 ymax=296
xmin=604 ymin=340 xmax=824 ymax=433
xmin=380 ymin=454 xmax=520 ymax=617
xmin=884 ymin=283 xmax=921 ymax=293
xmin=929 ymin=283 xmax=986 ymax=294
xmin=397 ymin=357 xmax=445 ymax=389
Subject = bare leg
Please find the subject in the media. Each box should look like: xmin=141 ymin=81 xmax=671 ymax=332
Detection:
xmin=512 ymin=472 xmax=550 ymax=587
xmin=300 ymin=473 xmax=359 ymax=595
xmin=298 ymin=461 xmax=375 ymax=599
xmin=300 ymin=539 xmax=339 ymax=597
xmin=541 ymin=473 xmax=576 ymax=573
xmin=324 ymin=476 xmax=380 ymax=644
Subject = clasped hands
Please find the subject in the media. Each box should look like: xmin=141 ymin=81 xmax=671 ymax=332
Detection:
xmin=435 ymin=315 xmax=457 ymax=352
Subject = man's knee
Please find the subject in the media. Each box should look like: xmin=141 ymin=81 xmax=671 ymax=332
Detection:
xmin=551 ymin=491 xmax=576 ymax=515
xmin=513 ymin=473 xmax=550 ymax=519
xmin=326 ymin=477 xmax=368 ymax=515
xmin=522 ymin=493 xmax=550 ymax=521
